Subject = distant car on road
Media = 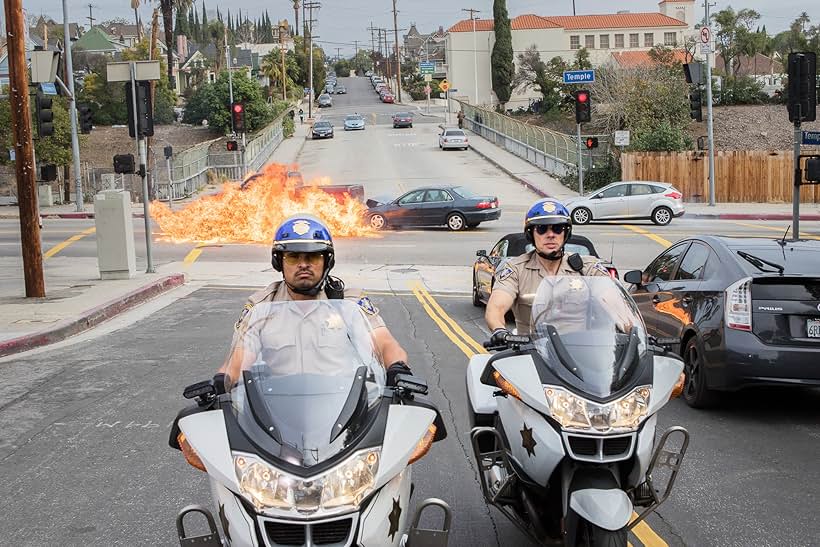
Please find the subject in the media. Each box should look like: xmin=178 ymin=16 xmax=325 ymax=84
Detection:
xmin=392 ymin=112 xmax=413 ymax=128
xmin=335 ymin=86 xmax=347 ymax=94
xmin=311 ymin=120 xmax=334 ymax=139
xmin=439 ymin=128 xmax=469 ymax=150
xmin=381 ymin=93 xmax=395 ymax=104
xmin=317 ymin=93 xmax=333 ymax=108
xmin=344 ymin=114 xmax=365 ymax=131
xmin=625 ymin=236 xmax=820 ymax=408
xmin=472 ymin=232 xmax=618 ymax=307
xmin=565 ymin=181 xmax=685 ymax=226
xmin=365 ymin=185 xmax=500 ymax=231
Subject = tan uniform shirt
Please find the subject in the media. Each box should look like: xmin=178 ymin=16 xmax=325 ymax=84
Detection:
xmin=492 ymin=251 xmax=610 ymax=333
xmin=235 ymin=281 xmax=386 ymax=331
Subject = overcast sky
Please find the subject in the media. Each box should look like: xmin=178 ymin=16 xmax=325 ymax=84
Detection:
xmin=19 ymin=0 xmax=819 ymax=55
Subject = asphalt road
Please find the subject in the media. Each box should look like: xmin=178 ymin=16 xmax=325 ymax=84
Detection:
xmin=1 ymin=75 xmax=820 ymax=546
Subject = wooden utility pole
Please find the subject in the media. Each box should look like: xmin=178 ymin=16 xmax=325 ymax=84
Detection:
xmin=145 ymin=8 xmax=160 ymax=201
xmin=392 ymin=0 xmax=402 ymax=102
xmin=5 ymin=0 xmax=45 ymax=297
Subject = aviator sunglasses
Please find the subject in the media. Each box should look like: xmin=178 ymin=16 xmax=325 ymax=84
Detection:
xmin=534 ymin=224 xmax=569 ymax=235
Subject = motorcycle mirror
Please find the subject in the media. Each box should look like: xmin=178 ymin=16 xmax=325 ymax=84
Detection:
xmin=183 ymin=380 xmax=215 ymax=400
xmin=623 ymin=270 xmax=644 ymax=285
xmin=395 ymin=374 xmax=429 ymax=395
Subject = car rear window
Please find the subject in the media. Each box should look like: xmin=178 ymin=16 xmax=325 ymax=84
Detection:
xmin=446 ymin=130 xmax=465 ymax=137
xmin=395 ymin=112 xmax=410 ymax=117
xmin=450 ymin=186 xmax=475 ymax=199
xmin=731 ymin=246 xmax=820 ymax=274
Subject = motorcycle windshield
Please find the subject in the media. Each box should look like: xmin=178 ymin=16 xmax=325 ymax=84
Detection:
xmin=530 ymin=276 xmax=648 ymax=399
xmin=225 ymin=300 xmax=386 ymax=467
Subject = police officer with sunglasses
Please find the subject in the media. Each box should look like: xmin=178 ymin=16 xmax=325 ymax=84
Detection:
xmin=485 ymin=198 xmax=610 ymax=343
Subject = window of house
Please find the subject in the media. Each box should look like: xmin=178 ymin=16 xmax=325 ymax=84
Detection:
xmin=585 ymin=35 xmax=595 ymax=49
xmin=664 ymin=32 xmax=677 ymax=46
xmin=570 ymin=35 xmax=580 ymax=50
xmin=629 ymin=33 xmax=639 ymax=48
xmin=644 ymin=33 xmax=654 ymax=47
xmin=599 ymin=35 xmax=610 ymax=49
xmin=615 ymin=34 xmax=624 ymax=48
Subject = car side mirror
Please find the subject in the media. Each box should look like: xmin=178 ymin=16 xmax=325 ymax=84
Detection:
xmin=476 ymin=249 xmax=487 ymax=257
xmin=624 ymin=270 xmax=644 ymax=285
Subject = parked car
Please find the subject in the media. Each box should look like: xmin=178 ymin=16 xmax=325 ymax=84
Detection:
xmin=439 ymin=128 xmax=469 ymax=150
xmin=335 ymin=86 xmax=347 ymax=94
xmin=624 ymin=236 xmax=820 ymax=408
xmin=365 ymin=185 xmax=500 ymax=231
xmin=472 ymin=232 xmax=619 ymax=306
xmin=344 ymin=114 xmax=365 ymax=131
xmin=317 ymin=93 xmax=333 ymax=108
xmin=381 ymin=93 xmax=395 ymax=104
xmin=392 ymin=112 xmax=413 ymax=128
xmin=565 ymin=181 xmax=685 ymax=226
xmin=311 ymin=120 xmax=334 ymax=139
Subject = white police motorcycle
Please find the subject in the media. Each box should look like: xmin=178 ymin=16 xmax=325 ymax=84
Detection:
xmin=170 ymin=300 xmax=451 ymax=547
xmin=467 ymin=277 xmax=689 ymax=545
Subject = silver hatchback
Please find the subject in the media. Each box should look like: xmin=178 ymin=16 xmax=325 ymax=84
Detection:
xmin=565 ymin=181 xmax=685 ymax=225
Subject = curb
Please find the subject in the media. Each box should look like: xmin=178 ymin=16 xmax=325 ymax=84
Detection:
xmin=0 ymin=273 xmax=186 ymax=358
xmin=467 ymin=144 xmax=550 ymax=198
xmin=687 ymin=212 xmax=820 ymax=220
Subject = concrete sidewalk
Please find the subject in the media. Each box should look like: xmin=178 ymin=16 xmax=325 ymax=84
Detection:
xmin=0 ymin=105 xmax=311 ymax=358
xmin=464 ymin=128 xmax=820 ymax=221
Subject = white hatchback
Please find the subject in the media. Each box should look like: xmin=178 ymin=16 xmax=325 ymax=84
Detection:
xmin=566 ymin=181 xmax=685 ymax=225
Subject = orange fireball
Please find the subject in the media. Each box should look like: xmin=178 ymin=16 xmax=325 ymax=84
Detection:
xmin=151 ymin=163 xmax=373 ymax=243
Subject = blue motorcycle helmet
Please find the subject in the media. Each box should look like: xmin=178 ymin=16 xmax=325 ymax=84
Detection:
xmin=271 ymin=215 xmax=336 ymax=296
xmin=524 ymin=198 xmax=572 ymax=260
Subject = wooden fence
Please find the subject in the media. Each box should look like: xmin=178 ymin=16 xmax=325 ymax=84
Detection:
xmin=621 ymin=150 xmax=820 ymax=203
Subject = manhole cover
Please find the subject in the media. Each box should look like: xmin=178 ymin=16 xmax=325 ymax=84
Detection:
xmin=391 ymin=268 xmax=418 ymax=274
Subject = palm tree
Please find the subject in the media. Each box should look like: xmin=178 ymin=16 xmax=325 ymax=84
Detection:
xmin=154 ymin=0 xmax=194 ymax=86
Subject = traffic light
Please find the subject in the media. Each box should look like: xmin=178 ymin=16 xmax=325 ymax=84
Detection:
xmin=113 ymin=153 xmax=136 ymax=174
xmin=78 ymin=103 xmax=93 ymax=134
xmin=125 ymin=81 xmax=154 ymax=138
xmin=35 ymin=92 xmax=54 ymax=138
xmin=787 ymin=52 xmax=817 ymax=123
xmin=40 ymin=164 xmax=57 ymax=181
xmin=689 ymin=89 xmax=703 ymax=122
xmin=226 ymin=140 xmax=239 ymax=152
xmin=584 ymin=137 xmax=599 ymax=149
xmin=231 ymin=102 xmax=245 ymax=133
xmin=574 ymin=89 xmax=591 ymax=124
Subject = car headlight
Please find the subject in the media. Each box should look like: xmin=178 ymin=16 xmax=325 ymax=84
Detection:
xmin=233 ymin=449 xmax=380 ymax=515
xmin=543 ymin=385 xmax=651 ymax=433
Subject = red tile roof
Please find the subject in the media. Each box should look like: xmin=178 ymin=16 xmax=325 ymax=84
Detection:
xmin=610 ymin=50 xmax=688 ymax=68
xmin=448 ymin=12 xmax=687 ymax=32
xmin=546 ymin=13 xmax=687 ymax=30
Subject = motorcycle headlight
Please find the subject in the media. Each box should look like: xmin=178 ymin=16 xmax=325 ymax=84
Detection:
xmin=543 ymin=385 xmax=651 ymax=433
xmin=233 ymin=449 xmax=380 ymax=515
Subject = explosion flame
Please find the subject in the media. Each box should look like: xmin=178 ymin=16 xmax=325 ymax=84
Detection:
xmin=151 ymin=163 xmax=373 ymax=243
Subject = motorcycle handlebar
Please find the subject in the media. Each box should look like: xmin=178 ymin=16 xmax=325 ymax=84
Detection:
xmin=483 ymin=333 xmax=532 ymax=352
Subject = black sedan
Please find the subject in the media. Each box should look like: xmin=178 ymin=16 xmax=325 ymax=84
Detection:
xmin=311 ymin=120 xmax=334 ymax=139
xmin=624 ymin=236 xmax=820 ymax=408
xmin=365 ymin=186 xmax=500 ymax=231
xmin=472 ymin=232 xmax=618 ymax=306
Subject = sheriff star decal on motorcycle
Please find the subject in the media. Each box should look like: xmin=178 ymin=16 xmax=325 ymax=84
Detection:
xmin=388 ymin=496 xmax=402 ymax=541
xmin=357 ymin=296 xmax=377 ymax=315
xmin=520 ymin=423 xmax=537 ymax=457
xmin=218 ymin=503 xmax=231 ymax=543
xmin=570 ymin=279 xmax=584 ymax=291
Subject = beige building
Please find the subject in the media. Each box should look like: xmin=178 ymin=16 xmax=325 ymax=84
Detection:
xmin=445 ymin=0 xmax=698 ymax=108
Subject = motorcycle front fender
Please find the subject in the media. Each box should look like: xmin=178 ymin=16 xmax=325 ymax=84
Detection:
xmin=569 ymin=488 xmax=632 ymax=531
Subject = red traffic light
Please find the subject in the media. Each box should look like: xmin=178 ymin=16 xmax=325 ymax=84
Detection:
xmin=576 ymin=91 xmax=589 ymax=103
xmin=584 ymin=137 xmax=599 ymax=149
xmin=232 ymin=103 xmax=244 ymax=113
xmin=226 ymin=140 xmax=239 ymax=151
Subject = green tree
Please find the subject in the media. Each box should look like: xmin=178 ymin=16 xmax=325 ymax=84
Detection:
xmin=0 ymin=97 xmax=78 ymax=167
xmin=712 ymin=7 xmax=761 ymax=76
xmin=334 ymin=59 xmax=352 ymax=77
xmin=351 ymin=50 xmax=373 ymax=74
xmin=512 ymin=45 xmax=568 ymax=114
xmin=183 ymin=70 xmax=278 ymax=133
xmin=491 ymin=0 xmax=514 ymax=109
xmin=159 ymin=0 xmax=194 ymax=86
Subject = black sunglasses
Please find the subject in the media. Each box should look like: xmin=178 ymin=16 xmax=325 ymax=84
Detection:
xmin=534 ymin=224 xmax=569 ymax=235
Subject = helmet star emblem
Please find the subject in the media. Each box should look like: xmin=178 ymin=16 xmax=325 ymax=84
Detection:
xmin=292 ymin=220 xmax=310 ymax=236
xmin=542 ymin=201 xmax=556 ymax=213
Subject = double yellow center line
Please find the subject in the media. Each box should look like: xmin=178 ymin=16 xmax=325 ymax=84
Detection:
xmin=407 ymin=281 xmax=669 ymax=547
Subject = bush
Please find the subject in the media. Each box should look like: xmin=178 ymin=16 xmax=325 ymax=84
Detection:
xmin=283 ymin=114 xmax=295 ymax=138
xmin=631 ymin=120 xmax=693 ymax=152
xmin=559 ymin=156 xmax=621 ymax=194
xmin=184 ymin=71 xmax=275 ymax=134
xmin=718 ymin=76 xmax=768 ymax=105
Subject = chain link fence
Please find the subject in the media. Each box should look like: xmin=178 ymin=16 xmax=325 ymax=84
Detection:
xmin=454 ymin=100 xmax=611 ymax=178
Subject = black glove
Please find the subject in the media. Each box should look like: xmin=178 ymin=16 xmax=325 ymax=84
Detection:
xmin=213 ymin=373 xmax=228 ymax=396
xmin=386 ymin=361 xmax=413 ymax=387
xmin=490 ymin=328 xmax=510 ymax=347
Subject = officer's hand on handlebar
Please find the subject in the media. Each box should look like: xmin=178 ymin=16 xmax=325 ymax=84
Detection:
xmin=489 ymin=328 xmax=509 ymax=348
xmin=386 ymin=361 xmax=413 ymax=386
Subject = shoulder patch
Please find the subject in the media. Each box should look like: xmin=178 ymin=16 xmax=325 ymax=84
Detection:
xmin=497 ymin=265 xmax=515 ymax=281
xmin=234 ymin=303 xmax=254 ymax=330
xmin=357 ymin=296 xmax=378 ymax=315
xmin=592 ymin=261 xmax=610 ymax=274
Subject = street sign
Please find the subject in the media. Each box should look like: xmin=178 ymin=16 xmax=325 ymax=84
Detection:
xmin=700 ymin=43 xmax=711 ymax=55
xmin=614 ymin=130 xmax=630 ymax=146
xmin=440 ymin=80 xmax=450 ymax=92
xmin=563 ymin=69 xmax=595 ymax=84
xmin=39 ymin=82 xmax=57 ymax=95
xmin=106 ymin=60 xmax=161 ymax=82
xmin=803 ymin=131 xmax=820 ymax=145
xmin=700 ymin=26 xmax=711 ymax=44
xmin=8 ymin=148 xmax=15 ymax=161
xmin=419 ymin=61 xmax=435 ymax=75
xmin=424 ymin=85 xmax=432 ymax=95
xmin=424 ymin=74 xmax=432 ymax=82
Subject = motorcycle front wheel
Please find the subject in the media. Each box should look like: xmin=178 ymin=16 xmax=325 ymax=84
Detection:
xmin=576 ymin=520 xmax=627 ymax=547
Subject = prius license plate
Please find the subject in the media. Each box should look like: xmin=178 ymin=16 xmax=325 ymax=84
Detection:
xmin=808 ymin=319 xmax=820 ymax=338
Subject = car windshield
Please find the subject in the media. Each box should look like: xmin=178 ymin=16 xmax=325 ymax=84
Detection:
xmin=346 ymin=115 xmax=362 ymax=121
xmin=224 ymin=301 xmax=386 ymax=468
xmin=531 ymin=277 xmax=649 ymax=399
xmin=315 ymin=122 xmax=331 ymax=128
